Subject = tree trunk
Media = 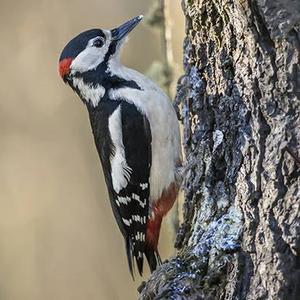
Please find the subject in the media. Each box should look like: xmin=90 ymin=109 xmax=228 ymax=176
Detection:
xmin=139 ymin=0 xmax=300 ymax=299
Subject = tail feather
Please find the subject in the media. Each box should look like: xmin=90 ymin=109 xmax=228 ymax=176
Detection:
xmin=145 ymin=247 xmax=161 ymax=273
xmin=136 ymin=252 xmax=144 ymax=276
xmin=125 ymin=237 xmax=134 ymax=278
xmin=125 ymin=236 xmax=146 ymax=277
xmin=123 ymin=182 xmax=179 ymax=278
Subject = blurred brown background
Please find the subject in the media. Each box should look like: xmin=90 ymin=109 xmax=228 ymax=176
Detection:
xmin=0 ymin=1 xmax=184 ymax=299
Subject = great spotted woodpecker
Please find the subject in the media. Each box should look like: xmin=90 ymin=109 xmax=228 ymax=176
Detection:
xmin=58 ymin=15 xmax=181 ymax=276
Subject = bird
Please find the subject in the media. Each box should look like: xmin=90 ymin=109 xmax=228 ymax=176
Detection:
xmin=58 ymin=15 xmax=181 ymax=276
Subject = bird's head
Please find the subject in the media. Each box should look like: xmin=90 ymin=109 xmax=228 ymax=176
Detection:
xmin=58 ymin=15 xmax=143 ymax=82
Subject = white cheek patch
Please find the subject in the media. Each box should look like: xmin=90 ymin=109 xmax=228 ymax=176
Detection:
xmin=108 ymin=105 xmax=132 ymax=193
xmin=70 ymin=32 xmax=111 ymax=73
xmin=70 ymin=47 xmax=105 ymax=72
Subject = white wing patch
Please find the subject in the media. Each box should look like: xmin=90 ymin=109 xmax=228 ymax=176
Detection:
xmin=108 ymin=105 xmax=132 ymax=193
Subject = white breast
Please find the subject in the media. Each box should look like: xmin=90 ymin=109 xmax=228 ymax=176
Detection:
xmin=108 ymin=62 xmax=181 ymax=202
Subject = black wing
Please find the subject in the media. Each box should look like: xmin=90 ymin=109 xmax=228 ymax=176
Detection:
xmin=88 ymin=100 xmax=152 ymax=276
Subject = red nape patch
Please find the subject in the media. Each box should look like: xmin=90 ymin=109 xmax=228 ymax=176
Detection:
xmin=59 ymin=58 xmax=73 ymax=78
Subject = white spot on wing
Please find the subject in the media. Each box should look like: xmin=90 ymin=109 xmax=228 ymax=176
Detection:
xmin=132 ymin=193 xmax=140 ymax=201
xmin=132 ymin=193 xmax=147 ymax=208
xmin=132 ymin=215 xmax=147 ymax=224
xmin=135 ymin=232 xmax=145 ymax=242
xmin=122 ymin=218 xmax=132 ymax=226
xmin=140 ymin=183 xmax=148 ymax=190
xmin=109 ymin=106 xmax=132 ymax=193
xmin=116 ymin=196 xmax=131 ymax=206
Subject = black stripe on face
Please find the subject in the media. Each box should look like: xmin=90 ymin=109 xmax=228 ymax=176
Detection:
xmin=59 ymin=29 xmax=105 ymax=61
xmin=104 ymin=40 xmax=118 ymax=62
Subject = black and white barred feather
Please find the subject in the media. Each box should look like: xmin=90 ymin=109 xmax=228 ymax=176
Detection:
xmin=59 ymin=19 xmax=181 ymax=276
xmin=88 ymin=99 xmax=156 ymax=275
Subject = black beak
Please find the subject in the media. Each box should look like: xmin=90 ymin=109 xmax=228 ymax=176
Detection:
xmin=111 ymin=15 xmax=143 ymax=41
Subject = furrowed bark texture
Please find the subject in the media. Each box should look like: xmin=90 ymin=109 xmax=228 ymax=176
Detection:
xmin=139 ymin=0 xmax=300 ymax=299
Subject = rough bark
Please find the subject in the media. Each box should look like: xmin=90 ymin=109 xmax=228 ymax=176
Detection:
xmin=139 ymin=0 xmax=300 ymax=299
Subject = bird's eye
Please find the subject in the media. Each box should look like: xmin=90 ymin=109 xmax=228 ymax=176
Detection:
xmin=93 ymin=37 xmax=105 ymax=48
